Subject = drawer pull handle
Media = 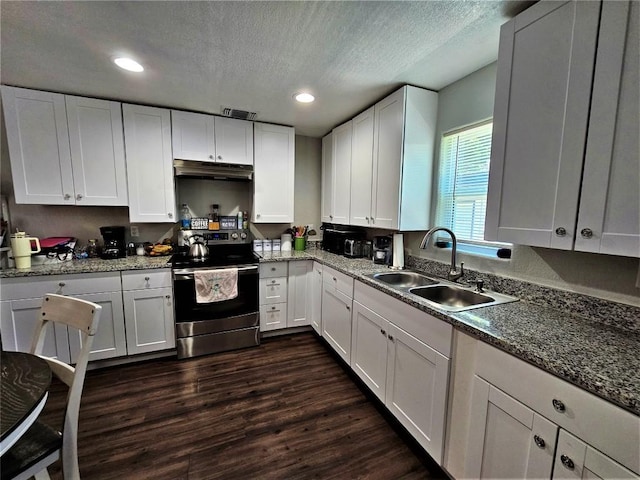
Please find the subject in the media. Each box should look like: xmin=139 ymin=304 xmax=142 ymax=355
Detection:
xmin=272 ymin=280 xmax=276 ymax=284
xmin=271 ymin=306 xmax=276 ymax=310
xmin=144 ymin=276 xmax=150 ymax=281
xmin=552 ymin=399 xmax=566 ymax=412
xmin=560 ymin=455 xmax=575 ymax=470
xmin=58 ymin=282 xmax=66 ymax=287
xmin=555 ymin=227 xmax=567 ymax=236
xmin=533 ymin=435 xmax=545 ymax=449
xmin=580 ymin=228 xmax=593 ymax=239
xmin=271 ymin=267 xmax=276 ymax=271
xmin=333 ymin=277 xmax=337 ymax=281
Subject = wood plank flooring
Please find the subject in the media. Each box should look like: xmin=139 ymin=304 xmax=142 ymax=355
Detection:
xmin=40 ymin=332 xmax=447 ymax=479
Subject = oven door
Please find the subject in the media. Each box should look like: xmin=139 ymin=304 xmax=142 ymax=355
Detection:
xmin=173 ymin=265 xmax=259 ymax=331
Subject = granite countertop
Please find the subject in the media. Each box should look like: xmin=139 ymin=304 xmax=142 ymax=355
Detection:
xmin=2 ymin=248 xmax=638 ymax=415
xmin=259 ymin=249 xmax=640 ymax=416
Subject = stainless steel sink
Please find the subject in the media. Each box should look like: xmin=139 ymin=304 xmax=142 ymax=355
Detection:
xmin=372 ymin=271 xmax=439 ymax=288
xmin=409 ymin=285 xmax=494 ymax=309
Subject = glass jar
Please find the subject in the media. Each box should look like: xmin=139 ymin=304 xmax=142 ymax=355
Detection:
xmin=87 ymin=239 xmax=99 ymax=258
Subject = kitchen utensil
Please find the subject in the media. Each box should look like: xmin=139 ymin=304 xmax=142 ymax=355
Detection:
xmin=10 ymin=231 xmax=41 ymax=269
xmin=188 ymin=235 xmax=209 ymax=259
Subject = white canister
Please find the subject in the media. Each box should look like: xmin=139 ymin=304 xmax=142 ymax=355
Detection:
xmin=262 ymin=239 xmax=272 ymax=252
xmin=10 ymin=232 xmax=41 ymax=269
xmin=253 ymin=239 xmax=263 ymax=252
xmin=281 ymin=234 xmax=292 ymax=252
xmin=272 ymin=239 xmax=281 ymax=252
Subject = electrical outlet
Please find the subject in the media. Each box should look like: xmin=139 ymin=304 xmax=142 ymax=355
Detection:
xmin=130 ymin=226 xmax=139 ymax=237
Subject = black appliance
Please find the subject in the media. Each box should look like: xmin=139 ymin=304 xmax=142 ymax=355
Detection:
xmin=99 ymin=226 xmax=126 ymax=259
xmin=171 ymin=231 xmax=259 ymax=359
xmin=321 ymin=223 xmax=364 ymax=255
xmin=373 ymin=235 xmax=393 ymax=265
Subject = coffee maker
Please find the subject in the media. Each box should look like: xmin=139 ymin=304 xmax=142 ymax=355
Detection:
xmin=373 ymin=235 xmax=392 ymax=265
xmin=100 ymin=226 xmax=126 ymax=259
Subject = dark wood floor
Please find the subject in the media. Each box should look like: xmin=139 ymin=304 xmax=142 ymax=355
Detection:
xmin=41 ymin=332 xmax=447 ymax=479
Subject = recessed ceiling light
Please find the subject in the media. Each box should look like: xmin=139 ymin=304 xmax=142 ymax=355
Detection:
xmin=114 ymin=57 xmax=144 ymax=73
xmin=294 ymin=92 xmax=315 ymax=103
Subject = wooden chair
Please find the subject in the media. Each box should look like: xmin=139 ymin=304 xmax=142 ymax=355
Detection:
xmin=1 ymin=294 xmax=102 ymax=480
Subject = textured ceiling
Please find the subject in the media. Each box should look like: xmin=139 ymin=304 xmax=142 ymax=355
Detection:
xmin=0 ymin=1 xmax=533 ymax=137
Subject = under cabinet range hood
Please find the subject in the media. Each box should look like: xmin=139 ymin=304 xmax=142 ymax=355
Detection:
xmin=173 ymin=159 xmax=253 ymax=181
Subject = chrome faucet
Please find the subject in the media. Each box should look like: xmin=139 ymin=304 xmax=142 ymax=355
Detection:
xmin=419 ymin=227 xmax=464 ymax=282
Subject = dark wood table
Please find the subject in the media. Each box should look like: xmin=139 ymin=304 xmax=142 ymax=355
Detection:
xmin=1 ymin=351 xmax=51 ymax=456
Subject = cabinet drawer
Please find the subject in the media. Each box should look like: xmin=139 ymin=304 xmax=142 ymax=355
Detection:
xmin=259 ymin=277 xmax=287 ymax=304
xmin=121 ymin=269 xmax=172 ymax=290
xmin=0 ymin=272 xmax=121 ymax=301
xmin=260 ymin=302 xmax=287 ymax=331
xmin=260 ymin=262 xmax=288 ymax=278
xmin=323 ymin=265 xmax=354 ymax=298
xmin=476 ymin=342 xmax=640 ymax=473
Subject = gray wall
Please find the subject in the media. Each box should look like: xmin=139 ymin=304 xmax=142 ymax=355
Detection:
xmin=405 ymin=63 xmax=640 ymax=306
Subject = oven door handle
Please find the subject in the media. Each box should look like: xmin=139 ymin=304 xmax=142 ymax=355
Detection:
xmin=173 ymin=265 xmax=259 ymax=278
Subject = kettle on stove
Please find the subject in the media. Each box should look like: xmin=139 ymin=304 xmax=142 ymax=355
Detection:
xmin=188 ymin=235 xmax=209 ymax=259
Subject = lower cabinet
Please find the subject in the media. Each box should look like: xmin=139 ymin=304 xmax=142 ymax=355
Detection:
xmin=351 ymin=281 xmax=452 ymax=464
xmin=287 ymin=260 xmax=313 ymax=328
xmin=321 ymin=266 xmax=354 ymax=363
xmin=310 ymin=261 xmax=323 ymax=335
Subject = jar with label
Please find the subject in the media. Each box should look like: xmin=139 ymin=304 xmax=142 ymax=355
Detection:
xmin=87 ymin=239 xmax=99 ymax=258
xmin=180 ymin=204 xmax=191 ymax=229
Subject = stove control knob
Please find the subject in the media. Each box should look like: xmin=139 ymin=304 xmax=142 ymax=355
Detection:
xmin=231 ymin=232 xmax=239 ymax=240
xmin=240 ymin=232 xmax=247 ymax=240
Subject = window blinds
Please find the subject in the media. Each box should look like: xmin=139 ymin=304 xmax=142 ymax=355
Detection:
xmin=435 ymin=121 xmax=493 ymax=242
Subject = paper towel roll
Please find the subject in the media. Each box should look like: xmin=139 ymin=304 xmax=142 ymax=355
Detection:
xmin=392 ymin=233 xmax=404 ymax=269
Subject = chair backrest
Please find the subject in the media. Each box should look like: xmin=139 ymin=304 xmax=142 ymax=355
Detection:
xmin=30 ymin=293 xmax=102 ymax=480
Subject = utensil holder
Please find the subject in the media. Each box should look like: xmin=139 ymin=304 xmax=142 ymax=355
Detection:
xmin=294 ymin=237 xmax=306 ymax=251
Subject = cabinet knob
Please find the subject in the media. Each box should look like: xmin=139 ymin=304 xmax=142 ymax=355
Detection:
xmin=271 ymin=306 xmax=276 ymax=310
xmin=346 ymin=305 xmax=350 ymax=311
xmin=380 ymin=329 xmax=386 ymax=336
xmin=580 ymin=228 xmax=593 ymax=239
xmin=168 ymin=212 xmax=173 ymax=219
xmin=257 ymin=214 xmax=261 ymax=218
xmin=271 ymin=280 xmax=276 ymax=284
xmin=533 ymin=435 xmax=545 ymax=449
xmin=217 ymin=155 xmax=222 ymax=160
xmin=552 ymin=398 xmax=566 ymax=412
xmin=144 ymin=276 xmax=150 ymax=281
xmin=329 ymin=215 xmax=333 ymax=219
xmin=271 ymin=267 xmax=276 ymax=271
xmin=332 ymin=277 xmax=337 ymax=282
xmin=209 ymin=155 xmax=214 ymax=160
xmin=58 ymin=282 xmax=66 ymax=287
xmin=76 ymin=193 xmax=83 ymax=201
xmin=371 ymin=218 xmax=375 ymax=224
xmin=365 ymin=217 xmax=369 ymax=221
xmin=560 ymin=455 xmax=575 ymax=470
xmin=165 ymin=295 xmax=171 ymax=299
xmin=554 ymin=227 xmax=567 ymax=237
xmin=64 ymin=193 xmax=71 ymax=200
xmin=388 ymin=334 xmax=394 ymax=342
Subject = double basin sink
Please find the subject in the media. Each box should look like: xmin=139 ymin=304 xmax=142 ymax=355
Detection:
xmin=366 ymin=270 xmax=518 ymax=312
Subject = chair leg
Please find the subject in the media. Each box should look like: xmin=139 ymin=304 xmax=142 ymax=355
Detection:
xmin=33 ymin=470 xmax=51 ymax=480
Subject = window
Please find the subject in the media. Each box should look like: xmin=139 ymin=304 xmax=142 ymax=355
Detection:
xmin=435 ymin=120 xmax=493 ymax=243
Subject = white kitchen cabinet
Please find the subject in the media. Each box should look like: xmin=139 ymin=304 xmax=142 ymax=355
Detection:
xmin=349 ymin=107 xmax=375 ymax=227
xmin=1 ymin=87 xmax=127 ymax=206
xmin=328 ymin=120 xmax=352 ymax=225
xmin=352 ymin=281 xmax=452 ymax=464
xmin=465 ymin=376 xmax=558 ymax=479
xmin=171 ymin=110 xmax=253 ymax=165
xmin=321 ymin=266 xmax=354 ymax=363
xmin=253 ymin=122 xmax=295 ymax=223
xmin=123 ymin=104 xmax=176 ymax=223
xmin=310 ymin=261 xmax=323 ymax=335
xmin=486 ymin=0 xmax=639 ymax=257
xmin=65 ymin=95 xmax=128 ymax=206
xmin=121 ymin=269 xmax=175 ymax=355
xmin=320 ymin=133 xmax=333 ymax=223
xmin=287 ymin=260 xmax=313 ymax=328
xmin=259 ymin=261 xmax=287 ymax=332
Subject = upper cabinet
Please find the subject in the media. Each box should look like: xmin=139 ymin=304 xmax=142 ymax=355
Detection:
xmin=253 ymin=122 xmax=295 ymax=223
xmin=1 ymin=86 xmax=128 ymax=206
xmin=321 ymin=85 xmax=437 ymax=231
xmin=171 ymin=110 xmax=253 ymax=166
xmin=320 ymin=132 xmax=334 ymax=223
xmin=123 ymin=104 xmax=176 ymax=223
xmin=485 ymin=0 xmax=639 ymax=257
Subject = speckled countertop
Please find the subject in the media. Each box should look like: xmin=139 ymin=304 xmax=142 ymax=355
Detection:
xmin=2 ymin=249 xmax=638 ymax=415
xmin=260 ymin=249 xmax=640 ymax=416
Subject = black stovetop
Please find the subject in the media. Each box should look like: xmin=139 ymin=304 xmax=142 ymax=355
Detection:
xmin=170 ymin=243 xmax=258 ymax=269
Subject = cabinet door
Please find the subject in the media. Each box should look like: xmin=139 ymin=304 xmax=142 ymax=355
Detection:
xmin=310 ymin=262 xmax=323 ymax=335
xmin=123 ymin=287 xmax=175 ymax=355
xmin=287 ymin=260 xmax=313 ymax=328
xmin=575 ymin=1 xmax=639 ymax=257
xmin=321 ymin=133 xmax=334 ymax=223
xmin=466 ymin=376 xmax=558 ymax=479
xmin=214 ymin=117 xmax=253 ymax=166
xmin=485 ymin=1 xmax=601 ymax=248
xmin=260 ymin=303 xmax=287 ymax=332
xmin=349 ymin=107 xmax=374 ymax=227
xmin=259 ymin=277 xmax=288 ymax=304
xmin=253 ymin=122 xmax=294 ymax=223
xmin=350 ymin=300 xmax=388 ymax=402
xmin=321 ymin=283 xmax=352 ymax=363
xmin=0 ymin=298 xmax=70 ymax=363
xmin=372 ymin=87 xmax=404 ymax=229
xmin=123 ymin=104 xmax=176 ymax=223
xmin=68 ymin=291 xmax=127 ymax=362
xmin=1 ymin=86 xmax=74 ymax=205
xmin=66 ymin=96 xmax=128 ymax=206
xmin=385 ymin=322 xmax=450 ymax=464
xmin=553 ymin=429 xmax=638 ymax=480
xmin=331 ymin=121 xmax=352 ymax=225
xmin=171 ymin=110 xmax=215 ymax=162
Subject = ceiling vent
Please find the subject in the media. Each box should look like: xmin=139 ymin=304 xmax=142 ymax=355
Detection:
xmin=221 ymin=107 xmax=257 ymax=121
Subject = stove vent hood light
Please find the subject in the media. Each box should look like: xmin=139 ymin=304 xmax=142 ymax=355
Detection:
xmin=221 ymin=107 xmax=257 ymax=121
xmin=173 ymin=159 xmax=253 ymax=181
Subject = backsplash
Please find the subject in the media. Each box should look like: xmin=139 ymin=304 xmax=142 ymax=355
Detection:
xmin=406 ymin=255 xmax=640 ymax=333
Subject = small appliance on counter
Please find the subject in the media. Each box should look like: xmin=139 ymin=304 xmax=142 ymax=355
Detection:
xmin=344 ymin=239 xmax=364 ymax=258
xmin=32 ymin=237 xmax=77 ymax=264
xmin=373 ymin=235 xmax=393 ymax=265
xmin=321 ymin=223 xmax=364 ymax=255
xmin=100 ymin=226 xmax=126 ymax=259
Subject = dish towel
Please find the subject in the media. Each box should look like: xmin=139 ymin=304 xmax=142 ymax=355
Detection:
xmin=194 ymin=268 xmax=238 ymax=303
